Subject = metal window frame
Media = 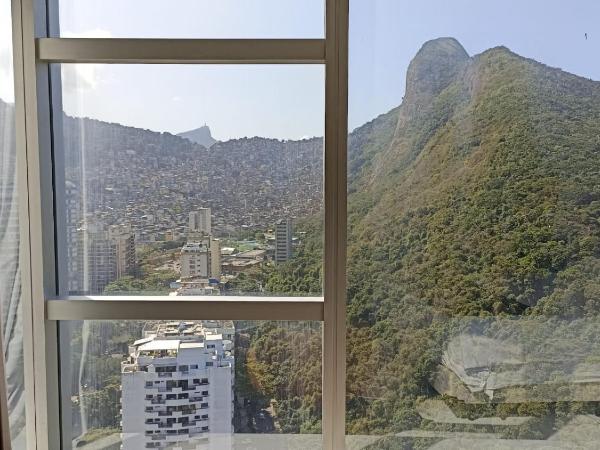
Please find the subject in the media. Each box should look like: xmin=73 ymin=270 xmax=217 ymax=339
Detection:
xmin=11 ymin=0 xmax=349 ymax=449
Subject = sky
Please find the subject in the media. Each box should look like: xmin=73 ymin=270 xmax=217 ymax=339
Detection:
xmin=0 ymin=0 xmax=13 ymax=104
xmin=2 ymin=0 xmax=600 ymax=139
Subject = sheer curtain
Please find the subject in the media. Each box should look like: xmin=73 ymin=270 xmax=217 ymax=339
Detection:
xmin=0 ymin=0 xmax=27 ymax=446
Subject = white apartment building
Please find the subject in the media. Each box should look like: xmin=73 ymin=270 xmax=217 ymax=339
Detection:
xmin=121 ymin=321 xmax=235 ymax=450
xmin=189 ymin=208 xmax=212 ymax=236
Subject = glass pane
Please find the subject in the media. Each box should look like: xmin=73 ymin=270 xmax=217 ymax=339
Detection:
xmin=60 ymin=320 xmax=322 ymax=449
xmin=0 ymin=0 xmax=27 ymax=447
xmin=55 ymin=0 xmax=324 ymax=38
xmin=347 ymin=0 xmax=600 ymax=448
xmin=54 ymin=64 xmax=324 ymax=297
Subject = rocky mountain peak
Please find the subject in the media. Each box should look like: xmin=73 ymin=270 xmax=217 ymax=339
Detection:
xmin=403 ymin=37 xmax=470 ymax=116
xmin=177 ymin=124 xmax=217 ymax=149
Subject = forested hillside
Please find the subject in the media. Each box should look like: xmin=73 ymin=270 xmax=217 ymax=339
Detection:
xmin=344 ymin=37 xmax=600 ymax=438
xmin=258 ymin=37 xmax=600 ymax=442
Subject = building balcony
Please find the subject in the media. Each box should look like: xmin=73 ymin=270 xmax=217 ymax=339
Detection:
xmin=163 ymin=433 xmax=192 ymax=443
xmin=164 ymin=398 xmax=191 ymax=407
xmin=145 ymin=421 xmax=161 ymax=427
xmin=121 ymin=364 xmax=140 ymax=373
xmin=186 ymin=401 xmax=209 ymax=410
xmin=158 ymin=386 xmax=183 ymax=394
xmin=140 ymin=357 xmax=177 ymax=367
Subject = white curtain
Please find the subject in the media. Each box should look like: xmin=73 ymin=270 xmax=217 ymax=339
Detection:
xmin=0 ymin=41 xmax=27 ymax=450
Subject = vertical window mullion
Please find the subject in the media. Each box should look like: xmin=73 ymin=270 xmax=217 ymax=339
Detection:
xmin=10 ymin=0 xmax=37 ymax=447
xmin=323 ymin=0 xmax=349 ymax=448
xmin=20 ymin=0 xmax=61 ymax=447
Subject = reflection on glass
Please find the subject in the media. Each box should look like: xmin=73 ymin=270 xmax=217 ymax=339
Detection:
xmin=56 ymin=0 xmax=324 ymax=38
xmin=54 ymin=64 xmax=324 ymax=297
xmin=0 ymin=0 xmax=27 ymax=447
xmin=61 ymin=320 xmax=322 ymax=449
xmin=347 ymin=0 xmax=600 ymax=448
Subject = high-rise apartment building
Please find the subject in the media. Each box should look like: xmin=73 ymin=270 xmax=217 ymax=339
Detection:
xmin=109 ymin=224 xmax=137 ymax=280
xmin=180 ymin=238 xmax=221 ymax=280
xmin=79 ymin=221 xmax=136 ymax=294
xmin=189 ymin=208 xmax=211 ymax=236
xmin=120 ymin=321 xmax=234 ymax=450
xmin=65 ymin=181 xmax=83 ymax=293
xmin=274 ymin=218 xmax=293 ymax=264
xmin=209 ymin=238 xmax=221 ymax=281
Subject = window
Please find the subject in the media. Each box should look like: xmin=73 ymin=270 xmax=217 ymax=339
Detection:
xmin=347 ymin=0 xmax=600 ymax=448
xmin=8 ymin=0 xmax=348 ymax=449
xmin=54 ymin=63 xmax=324 ymax=297
xmin=64 ymin=320 xmax=321 ymax=446
xmin=56 ymin=0 xmax=325 ymax=39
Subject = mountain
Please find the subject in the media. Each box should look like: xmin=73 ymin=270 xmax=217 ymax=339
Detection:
xmin=61 ymin=116 xmax=322 ymax=235
xmin=344 ymin=37 xmax=600 ymax=434
xmin=177 ymin=124 xmax=217 ymax=148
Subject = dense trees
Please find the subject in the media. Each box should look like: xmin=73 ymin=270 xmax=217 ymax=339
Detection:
xmin=254 ymin=41 xmax=600 ymax=440
xmin=340 ymin=41 xmax=600 ymax=438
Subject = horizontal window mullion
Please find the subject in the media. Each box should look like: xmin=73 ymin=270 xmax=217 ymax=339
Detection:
xmin=36 ymin=38 xmax=326 ymax=64
xmin=45 ymin=297 xmax=324 ymax=321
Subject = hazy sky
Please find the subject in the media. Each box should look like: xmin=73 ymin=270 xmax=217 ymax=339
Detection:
xmin=2 ymin=0 xmax=600 ymax=139
xmin=0 ymin=0 xmax=13 ymax=104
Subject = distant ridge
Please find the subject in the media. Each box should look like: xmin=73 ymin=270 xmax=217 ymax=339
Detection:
xmin=177 ymin=125 xmax=217 ymax=149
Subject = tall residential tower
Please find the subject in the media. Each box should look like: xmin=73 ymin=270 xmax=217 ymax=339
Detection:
xmin=189 ymin=208 xmax=212 ymax=236
xmin=274 ymin=218 xmax=293 ymax=264
xmin=121 ymin=321 xmax=234 ymax=450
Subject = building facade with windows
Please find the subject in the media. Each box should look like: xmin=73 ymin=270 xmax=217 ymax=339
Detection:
xmin=274 ymin=218 xmax=293 ymax=264
xmin=121 ymin=321 xmax=234 ymax=450
xmin=188 ymin=209 xmax=212 ymax=236
xmin=77 ymin=222 xmax=136 ymax=294
xmin=180 ymin=239 xmax=221 ymax=280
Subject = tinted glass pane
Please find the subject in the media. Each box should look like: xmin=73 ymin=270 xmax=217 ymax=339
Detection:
xmin=0 ymin=0 xmax=27 ymax=447
xmin=56 ymin=0 xmax=324 ymax=38
xmin=347 ymin=0 xmax=600 ymax=448
xmin=60 ymin=320 xmax=322 ymax=449
xmin=54 ymin=64 xmax=324 ymax=297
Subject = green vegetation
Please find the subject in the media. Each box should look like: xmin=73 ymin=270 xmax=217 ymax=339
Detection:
xmin=225 ymin=219 xmax=322 ymax=296
xmin=256 ymin=39 xmax=600 ymax=440
xmin=341 ymin=40 xmax=600 ymax=437
xmin=69 ymin=321 xmax=146 ymax=438
xmin=235 ymin=322 xmax=322 ymax=434
xmin=103 ymin=270 xmax=177 ymax=295
xmin=104 ymin=240 xmax=181 ymax=294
